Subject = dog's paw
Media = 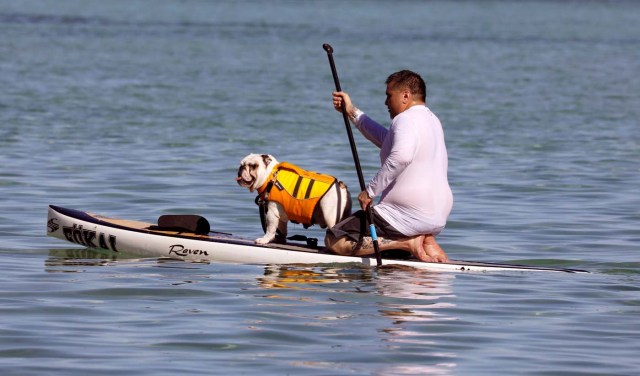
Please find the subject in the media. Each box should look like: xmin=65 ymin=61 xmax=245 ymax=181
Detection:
xmin=255 ymin=236 xmax=271 ymax=245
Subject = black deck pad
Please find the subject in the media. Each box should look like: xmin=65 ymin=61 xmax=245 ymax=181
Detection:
xmin=154 ymin=215 xmax=210 ymax=235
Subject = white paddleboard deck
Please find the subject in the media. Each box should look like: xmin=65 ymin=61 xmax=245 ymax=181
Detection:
xmin=46 ymin=205 xmax=588 ymax=274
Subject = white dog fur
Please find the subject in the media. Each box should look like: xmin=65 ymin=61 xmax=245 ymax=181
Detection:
xmin=236 ymin=154 xmax=351 ymax=244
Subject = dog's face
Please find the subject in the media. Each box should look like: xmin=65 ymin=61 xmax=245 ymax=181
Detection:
xmin=236 ymin=154 xmax=278 ymax=192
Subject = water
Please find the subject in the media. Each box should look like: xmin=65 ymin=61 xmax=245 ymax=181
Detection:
xmin=1 ymin=0 xmax=639 ymax=374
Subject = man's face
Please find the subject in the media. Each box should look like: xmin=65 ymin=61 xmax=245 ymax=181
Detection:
xmin=384 ymin=83 xmax=406 ymax=119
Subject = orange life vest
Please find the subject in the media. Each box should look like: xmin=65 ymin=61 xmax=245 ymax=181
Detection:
xmin=256 ymin=162 xmax=337 ymax=226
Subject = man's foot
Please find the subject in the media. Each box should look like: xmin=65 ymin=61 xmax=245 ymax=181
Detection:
xmin=325 ymin=232 xmax=449 ymax=263
xmin=421 ymin=235 xmax=449 ymax=263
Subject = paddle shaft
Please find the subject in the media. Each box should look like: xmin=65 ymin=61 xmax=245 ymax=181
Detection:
xmin=323 ymin=43 xmax=382 ymax=267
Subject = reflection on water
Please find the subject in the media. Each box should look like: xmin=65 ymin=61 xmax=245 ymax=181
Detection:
xmin=257 ymin=264 xmax=459 ymax=375
xmin=44 ymin=248 xmax=202 ymax=273
xmin=258 ymin=264 xmax=374 ymax=289
xmin=257 ymin=264 xmax=455 ymax=299
xmin=377 ymin=266 xmax=456 ymax=300
xmin=45 ymin=248 xmax=120 ymax=270
xmin=376 ymin=269 xmax=458 ymax=375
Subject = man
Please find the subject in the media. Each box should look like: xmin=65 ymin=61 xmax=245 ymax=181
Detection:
xmin=325 ymin=70 xmax=452 ymax=263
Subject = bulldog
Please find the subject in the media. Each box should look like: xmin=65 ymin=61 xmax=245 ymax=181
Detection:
xmin=236 ymin=154 xmax=352 ymax=245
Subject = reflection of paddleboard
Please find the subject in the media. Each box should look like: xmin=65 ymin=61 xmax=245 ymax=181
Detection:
xmin=47 ymin=205 xmax=588 ymax=274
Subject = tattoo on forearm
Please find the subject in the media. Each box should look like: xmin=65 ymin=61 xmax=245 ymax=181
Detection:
xmin=352 ymin=236 xmax=391 ymax=252
xmin=379 ymin=237 xmax=392 ymax=245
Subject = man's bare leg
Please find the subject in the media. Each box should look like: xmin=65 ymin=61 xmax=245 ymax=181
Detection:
xmin=325 ymin=232 xmax=448 ymax=263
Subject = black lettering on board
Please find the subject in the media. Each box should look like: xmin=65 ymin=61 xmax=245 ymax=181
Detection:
xmin=168 ymin=244 xmax=209 ymax=257
xmin=62 ymin=224 xmax=118 ymax=252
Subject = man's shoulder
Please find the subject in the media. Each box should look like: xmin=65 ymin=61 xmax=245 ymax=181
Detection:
xmin=402 ymin=105 xmax=429 ymax=116
xmin=394 ymin=105 xmax=429 ymax=124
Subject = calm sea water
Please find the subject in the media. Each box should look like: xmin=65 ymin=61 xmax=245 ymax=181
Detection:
xmin=1 ymin=0 xmax=639 ymax=374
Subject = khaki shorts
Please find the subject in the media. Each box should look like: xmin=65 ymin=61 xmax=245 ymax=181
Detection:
xmin=326 ymin=210 xmax=406 ymax=242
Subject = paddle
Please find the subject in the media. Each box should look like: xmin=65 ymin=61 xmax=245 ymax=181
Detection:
xmin=323 ymin=43 xmax=383 ymax=267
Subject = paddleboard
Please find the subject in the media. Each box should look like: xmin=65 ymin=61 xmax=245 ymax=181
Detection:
xmin=46 ymin=205 xmax=588 ymax=273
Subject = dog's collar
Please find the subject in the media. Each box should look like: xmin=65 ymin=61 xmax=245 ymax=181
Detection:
xmin=256 ymin=163 xmax=281 ymax=197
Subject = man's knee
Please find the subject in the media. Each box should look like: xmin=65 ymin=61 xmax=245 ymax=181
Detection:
xmin=324 ymin=233 xmax=357 ymax=256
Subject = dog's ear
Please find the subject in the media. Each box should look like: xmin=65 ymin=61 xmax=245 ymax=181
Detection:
xmin=261 ymin=154 xmax=272 ymax=167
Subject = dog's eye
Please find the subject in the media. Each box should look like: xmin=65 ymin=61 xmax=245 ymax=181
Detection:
xmin=249 ymin=163 xmax=258 ymax=169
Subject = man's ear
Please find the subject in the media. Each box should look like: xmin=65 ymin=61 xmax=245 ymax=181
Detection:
xmin=402 ymin=89 xmax=412 ymax=104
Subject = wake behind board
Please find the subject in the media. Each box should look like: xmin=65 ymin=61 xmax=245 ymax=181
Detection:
xmin=46 ymin=205 xmax=588 ymax=273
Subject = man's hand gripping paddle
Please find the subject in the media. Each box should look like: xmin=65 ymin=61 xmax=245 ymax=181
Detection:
xmin=323 ymin=43 xmax=382 ymax=267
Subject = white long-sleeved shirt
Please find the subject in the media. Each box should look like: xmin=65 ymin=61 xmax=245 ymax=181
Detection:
xmin=354 ymin=105 xmax=453 ymax=236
